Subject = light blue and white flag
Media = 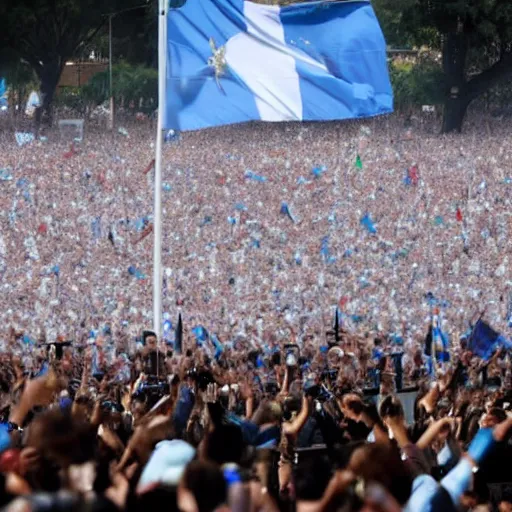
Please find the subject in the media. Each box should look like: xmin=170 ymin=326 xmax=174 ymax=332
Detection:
xmin=166 ymin=0 xmax=393 ymax=131
xmin=0 ymin=79 xmax=7 ymax=108
xmin=432 ymin=311 xmax=450 ymax=363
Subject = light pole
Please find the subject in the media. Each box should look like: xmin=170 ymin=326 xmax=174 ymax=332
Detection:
xmin=108 ymin=13 xmax=114 ymax=130
xmin=105 ymin=4 xmax=149 ymax=130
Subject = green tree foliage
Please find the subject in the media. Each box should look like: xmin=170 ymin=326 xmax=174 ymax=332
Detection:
xmin=390 ymin=56 xmax=444 ymax=109
xmin=0 ymin=49 xmax=38 ymax=112
xmin=56 ymin=63 xmax=157 ymax=116
xmin=0 ymin=0 xmax=146 ymax=126
xmin=88 ymin=3 xmax=157 ymax=68
xmin=377 ymin=0 xmax=512 ymax=132
xmin=86 ymin=63 xmax=158 ymax=112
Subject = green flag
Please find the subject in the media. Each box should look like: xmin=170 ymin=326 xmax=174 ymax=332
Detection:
xmin=355 ymin=154 xmax=363 ymax=170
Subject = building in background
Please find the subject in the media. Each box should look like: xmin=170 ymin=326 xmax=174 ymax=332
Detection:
xmin=57 ymin=60 xmax=108 ymax=91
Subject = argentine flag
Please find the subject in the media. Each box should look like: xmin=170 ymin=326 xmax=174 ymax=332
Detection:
xmin=166 ymin=0 xmax=393 ymax=131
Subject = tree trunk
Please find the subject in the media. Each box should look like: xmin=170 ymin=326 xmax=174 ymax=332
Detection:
xmin=441 ymin=95 xmax=470 ymax=133
xmin=36 ymin=62 xmax=63 ymax=128
xmin=441 ymin=31 xmax=469 ymax=134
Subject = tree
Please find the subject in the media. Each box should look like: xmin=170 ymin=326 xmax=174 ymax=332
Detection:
xmin=0 ymin=49 xmax=38 ymax=116
xmin=82 ymin=62 xmax=158 ymax=112
xmin=0 ymin=0 xmax=145 ymax=126
xmin=375 ymin=0 xmax=512 ymax=133
xmin=86 ymin=2 xmax=157 ymax=68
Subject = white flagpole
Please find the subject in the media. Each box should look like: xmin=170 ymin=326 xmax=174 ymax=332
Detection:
xmin=153 ymin=0 xmax=167 ymax=338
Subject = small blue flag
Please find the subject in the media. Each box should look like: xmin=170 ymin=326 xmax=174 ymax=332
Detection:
xmin=91 ymin=217 xmax=102 ymax=239
xmin=432 ymin=312 xmax=450 ymax=362
xmin=0 ymin=423 xmax=11 ymax=454
xmin=360 ymin=213 xmax=377 ymax=234
xmin=128 ymin=266 xmax=146 ymax=280
xmin=192 ymin=325 xmax=209 ymax=344
xmin=0 ymin=78 xmax=6 ymax=106
xmin=280 ymin=202 xmax=296 ymax=223
xmin=244 ymin=170 xmax=267 ymax=183
xmin=468 ymin=319 xmax=511 ymax=360
xmin=312 ymin=165 xmax=327 ymax=178
xmin=210 ymin=333 xmax=224 ymax=359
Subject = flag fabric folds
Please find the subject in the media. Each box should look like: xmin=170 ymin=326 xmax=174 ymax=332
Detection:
xmin=468 ymin=319 xmax=512 ymax=361
xmin=192 ymin=325 xmax=223 ymax=359
xmin=432 ymin=311 xmax=449 ymax=363
xmin=192 ymin=325 xmax=208 ymax=345
xmin=166 ymin=0 xmax=393 ymax=131
xmin=0 ymin=79 xmax=6 ymax=107
xmin=424 ymin=309 xmax=449 ymax=363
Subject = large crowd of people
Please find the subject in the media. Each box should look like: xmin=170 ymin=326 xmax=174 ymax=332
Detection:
xmin=0 ymin=111 xmax=511 ymax=510
xmin=0 ymin=114 xmax=511 ymax=346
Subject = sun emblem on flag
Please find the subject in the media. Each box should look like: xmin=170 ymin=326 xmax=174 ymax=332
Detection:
xmin=208 ymin=38 xmax=227 ymax=88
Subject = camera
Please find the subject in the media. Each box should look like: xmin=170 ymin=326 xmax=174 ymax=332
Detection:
xmin=101 ymin=400 xmax=124 ymax=414
xmin=304 ymin=377 xmax=333 ymax=402
xmin=186 ymin=367 xmax=215 ymax=391
xmin=140 ymin=377 xmax=170 ymax=407
xmin=263 ymin=381 xmax=279 ymax=397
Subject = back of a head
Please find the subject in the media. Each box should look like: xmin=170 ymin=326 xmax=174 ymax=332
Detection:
xmin=257 ymin=401 xmax=283 ymax=425
xmin=26 ymin=410 xmax=96 ymax=467
xmin=130 ymin=486 xmax=179 ymax=512
xmin=181 ymin=461 xmax=227 ymax=512
xmin=293 ymin=455 xmax=332 ymax=502
xmin=204 ymin=424 xmax=245 ymax=466
xmin=488 ymin=407 xmax=507 ymax=424
xmin=349 ymin=444 xmax=412 ymax=505
xmin=379 ymin=395 xmax=405 ymax=421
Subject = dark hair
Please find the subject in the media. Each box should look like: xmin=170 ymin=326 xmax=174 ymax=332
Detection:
xmin=379 ymin=395 xmax=404 ymax=419
xmin=0 ymin=473 xmax=14 ymax=507
xmin=363 ymin=402 xmax=386 ymax=431
xmin=26 ymin=410 xmax=97 ymax=467
xmin=271 ymin=352 xmax=282 ymax=366
xmin=205 ymin=424 xmax=245 ymax=466
xmin=182 ymin=461 xmax=227 ymax=512
xmin=142 ymin=331 xmax=157 ymax=345
xmin=131 ymin=390 xmax=147 ymax=403
xmin=282 ymin=395 xmax=302 ymax=421
xmin=346 ymin=399 xmax=364 ymax=416
xmin=130 ymin=485 xmax=179 ymax=512
xmin=293 ymin=455 xmax=332 ymax=501
xmin=500 ymin=489 xmax=512 ymax=504
xmin=488 ymin=407 xmax=507 ymax=423
xmin=349 ymin=444 xmax=413 ymax=505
